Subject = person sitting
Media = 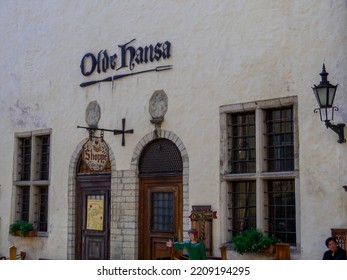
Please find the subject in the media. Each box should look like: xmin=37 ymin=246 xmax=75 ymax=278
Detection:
xmin=166 ymin=228 xmax=207 ymax=260
xmin=322 ymin=237 xmax=346 ymax=260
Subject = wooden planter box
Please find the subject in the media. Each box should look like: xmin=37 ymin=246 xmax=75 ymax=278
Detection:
xmin=227 ymin=250 xmax=275 ymax=260
xmin=12 ymin=230 xmax=37 ymax=237
xmin=225 ymin=243 xmax=275 ymax=260
xmin=275 ymin=243 xmax=290 ymax=260
xmin=225 ymin=243 xmax=290 ymax=260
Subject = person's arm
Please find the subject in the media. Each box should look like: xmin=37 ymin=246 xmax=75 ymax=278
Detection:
xmin=174 ymin=241 xmax=187 ymax=252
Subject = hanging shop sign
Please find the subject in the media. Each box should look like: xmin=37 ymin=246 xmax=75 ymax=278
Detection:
xmin=80 ymin=38 xmax=172 ymax=87
xmin=82 ymin=138 xmax=109 ymax=171
xmin=189 ymin=205 xmax=217 ymax=221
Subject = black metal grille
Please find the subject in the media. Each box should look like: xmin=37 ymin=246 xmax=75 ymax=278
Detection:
xmin=266 ymin=180 xmax=296 ymax=245
xmin=37 ymin=135 xmax=50 ymax=180
xmin=228 ymin=181 xmax=256 ymax=236
xmin=19 ymin=138 xmax=31 ymax=181
xmin=229 ymin=112 xmax=256 ymax=173
xmin=17 ymin=186 xmax=30 ymax=221
xmin=265 ymin=107 xmax=294 ymax=171
xmin=139 ymin=139 xmax=183 ymax=176
xmin=38 ymin=187 xmax=48 ymax=231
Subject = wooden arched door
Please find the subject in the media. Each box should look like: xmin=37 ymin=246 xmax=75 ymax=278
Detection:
xmin=138 ymin=139 xmax=183 ymax=260
xmin=75 ymin=157 xmax=111 ymax=260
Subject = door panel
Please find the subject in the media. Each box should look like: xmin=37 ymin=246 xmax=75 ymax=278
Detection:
xmin=151 ymin=237 xmax=172 ymax=260
xmin=84 ymin=236 xmax=105 ymax=259
xmin=139 ymin=177 xmax=182 ymax=259
xmin=76 ymin=174 xmax=110 ymax=260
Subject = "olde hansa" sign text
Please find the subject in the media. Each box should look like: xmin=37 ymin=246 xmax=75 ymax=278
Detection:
xmin=80 ymin=39 xmax=172 ymax=87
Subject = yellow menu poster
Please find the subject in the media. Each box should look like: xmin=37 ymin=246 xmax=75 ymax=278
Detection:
xmin=86 ymin=199 xmax=104 ymax=231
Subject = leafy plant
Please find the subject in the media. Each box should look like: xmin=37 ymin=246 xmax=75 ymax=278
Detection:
xmin=9 ymin=220 xmax=22 ymax=235
xmin=19 ymin=221 xmax=34 ymax=237
xmin=9 ymin=220 xmax=34 ymax=237
xmin=231 ymin=228 xmax=278 ymax=255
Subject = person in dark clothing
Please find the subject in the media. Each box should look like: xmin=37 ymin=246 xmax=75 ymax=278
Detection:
xmin=322 ymin=237 xmax=346 ymax=260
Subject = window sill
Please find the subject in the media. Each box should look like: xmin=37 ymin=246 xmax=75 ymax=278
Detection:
xmin=36 ymin=231 xmax=49 ymax=237
xmin=11 ymin=231 xmax=49 ymax=237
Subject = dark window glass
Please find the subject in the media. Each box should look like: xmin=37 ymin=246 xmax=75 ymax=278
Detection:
xmin=19 ymin=138 xmax=31 ymax=181
xmin=38 ymin=187 xmax=48 ymax=231
xmin=266 ymin=180 xmax=296 ymax=245
xmin=151 ymin=192 xmax=174 ymax=232
xmin=230 ymin=112 xmax=256 ymax=173
xmin=19 ymin=186 xmax=30 ymax=221
xmin=228 ymin=181 xmax=256 ymax=236
xmin=265 ymin=107 xmax=294 ymax=171
xmin=38 ymin=135 xmax=50 ymax=180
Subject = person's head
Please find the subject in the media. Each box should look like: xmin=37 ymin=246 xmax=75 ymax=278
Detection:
xmin=188 ymin=228 xmax=198 ymax=241
xmin=325 ymin=237 xmax=339 ymax=252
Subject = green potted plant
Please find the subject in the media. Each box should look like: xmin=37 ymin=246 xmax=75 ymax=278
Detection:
xmin=9 ymin=220 xmax=36 ymax=237
xmin=231 ymin=228 xmax=278 ymax=255
xmin=9 ymin=220 xmax=22 ymax=236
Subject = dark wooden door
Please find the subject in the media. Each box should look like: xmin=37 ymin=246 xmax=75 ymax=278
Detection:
xmin=138 ymin=177 xmax=182 ymax=260
xmin=76 ymin=174 xmax=110 ymax=260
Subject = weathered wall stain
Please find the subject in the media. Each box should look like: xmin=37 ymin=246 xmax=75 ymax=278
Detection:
xmin=9 ymin=99 xmax=46 ymax=128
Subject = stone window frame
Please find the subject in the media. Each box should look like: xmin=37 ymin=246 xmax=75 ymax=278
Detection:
xmin=13 ymin=128 xmax=52 ymax=236
xmin=219 ymin=96 xmax=300 ymax=248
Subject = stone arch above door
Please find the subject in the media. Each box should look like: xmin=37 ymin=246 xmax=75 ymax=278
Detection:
xmin=131 ymin=131 xmax=189 ymax=170
xmin=67 ymin=138 xmax=116 ymax=260
xmin=139 ymin=138 xmax=183 ymax=176
xmin=131 ymin=130 xmax=190 ymax=240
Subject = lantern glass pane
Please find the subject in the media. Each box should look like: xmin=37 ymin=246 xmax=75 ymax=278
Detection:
xmin=317 ymin=87 xmax=327 ymax=107
xmin=327 ymin=86 xmax=336 ymax=107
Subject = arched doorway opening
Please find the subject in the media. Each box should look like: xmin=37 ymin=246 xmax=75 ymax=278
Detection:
xmin=74 ymin=156 xmax=111 ymax=259
xmin=138 ymin=138 xmax=183 ymax=259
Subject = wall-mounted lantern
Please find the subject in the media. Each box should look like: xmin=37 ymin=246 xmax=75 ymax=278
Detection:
xmin=312 ymin=64 xmax=346 ymax=143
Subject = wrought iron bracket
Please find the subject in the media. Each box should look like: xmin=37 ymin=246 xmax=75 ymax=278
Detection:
xmin=77 ymin=118 xmax=134 ymax=146
xmin=325 ymin=120 xmax=346 ymax=143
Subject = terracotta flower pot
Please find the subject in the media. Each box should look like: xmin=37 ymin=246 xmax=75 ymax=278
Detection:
xmin=26 ymin=231 xmax=37 ymax=237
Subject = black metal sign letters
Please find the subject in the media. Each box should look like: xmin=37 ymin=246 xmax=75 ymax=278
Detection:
xmin=80 ymin=39 xmax=172 ymax=87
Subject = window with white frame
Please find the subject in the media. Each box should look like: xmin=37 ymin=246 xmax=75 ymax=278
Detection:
xmin=14 ymin=129 xmax=51 ymax=233
xmin=220 ymin=97 xmax=299 ymax=246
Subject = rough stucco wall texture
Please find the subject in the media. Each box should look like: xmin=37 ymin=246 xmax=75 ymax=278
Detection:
xmin=0 ymin=0 xmax=346 ymax=259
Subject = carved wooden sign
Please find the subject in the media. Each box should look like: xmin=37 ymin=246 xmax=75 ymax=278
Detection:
xmin=189 ymin=211 xmax=217 ymax=221
xmin=189 ymin=205 xmax=217 ymax=221
xmin=82 ymin=139 xmax=109 ymax=171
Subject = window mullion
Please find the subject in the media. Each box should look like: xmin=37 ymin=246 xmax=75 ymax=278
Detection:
xmin=255 ymin=107 xmax=264 ymax=230
xmin=293 ymin=102 xmax=299 ymax=171
xmin=255 ymin=107 xmax=264 ymax=174
xmin=28 ymin=136 xmax=36 ymax=223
